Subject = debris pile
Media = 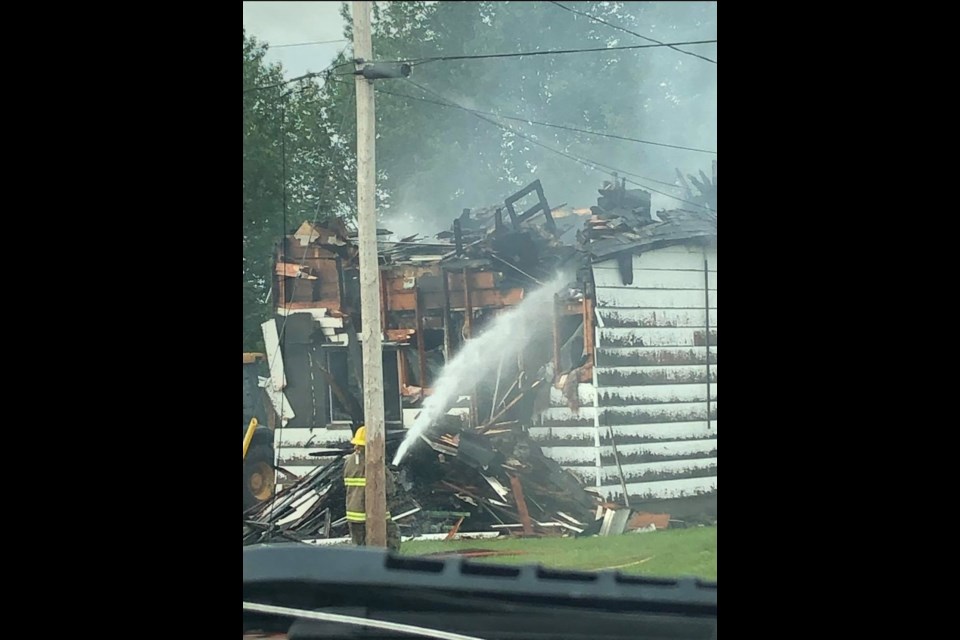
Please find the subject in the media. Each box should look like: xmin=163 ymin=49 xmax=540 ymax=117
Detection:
xmin=243 ymin=415 xmax=601 ymax=545
xmin=578 ymin=176 xmax=717 ymax=263
xmin=576 ymin=177 xmax=654 ymax=261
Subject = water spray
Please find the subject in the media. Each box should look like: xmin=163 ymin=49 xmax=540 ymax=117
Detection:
xmin=393 ymin=273 xmax=569 ymax=465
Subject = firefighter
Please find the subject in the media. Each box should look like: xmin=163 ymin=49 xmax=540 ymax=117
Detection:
xmin=343 ymin=426 xmax=402 ymax=552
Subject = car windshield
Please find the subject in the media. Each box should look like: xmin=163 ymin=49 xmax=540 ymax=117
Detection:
xmin=243 ymin=2 xmax=716 ymax=638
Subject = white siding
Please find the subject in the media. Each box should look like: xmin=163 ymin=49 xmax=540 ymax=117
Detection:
xmin=604 ymin=476 xmax=717 ymax=500
xmin=541 ymin=438 xmax=717 ymax=466
xmin=597 ymin=308 xmax=717 ymax=328
xmin=529 ymin=421 xmax=717 ymax=445
xmin=533 ymin=244 xmax=717 ymax=503
xmin=595 ymin=288 xmax=716 ymax=309
xmin=565 ymin=457 xmax=718 ymax=485
xmin=593 ymin=269 xmax=717 ymax=290
xmin=272 ymin=426 xmax=351 ymax=470
xmin=598 ymin=328 xmax=717 ymax=347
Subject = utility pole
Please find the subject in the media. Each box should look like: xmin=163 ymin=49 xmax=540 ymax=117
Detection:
xmin=352 ymin=0 xmax=387 ymax=547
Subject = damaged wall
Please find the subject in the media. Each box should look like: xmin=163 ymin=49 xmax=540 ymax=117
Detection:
xmin=271 ymin=343 xmax=405 ymax=479
xmin=532 ymin=243 xmax=717 ymax=505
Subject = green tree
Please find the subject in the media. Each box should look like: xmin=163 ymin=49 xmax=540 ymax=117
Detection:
xmin=243 ymin=30 xmax=285 ymax=350
xmin=243 ymin=29 xmax=356 ymax=350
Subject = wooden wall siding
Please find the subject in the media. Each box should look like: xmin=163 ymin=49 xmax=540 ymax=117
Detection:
xmin=531 ymin=244 xmax=717 ymax=502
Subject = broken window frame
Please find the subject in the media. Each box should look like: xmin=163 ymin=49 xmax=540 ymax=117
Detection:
xmin=323 ymin=345 xmax=404 ymax=427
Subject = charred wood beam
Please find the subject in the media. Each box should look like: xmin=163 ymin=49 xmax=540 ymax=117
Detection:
xmin=463 ymin=267 xmax=478 ymax=426
xmin=316 ymin=364 xmax=364 ymax=427
xmin=496 ymin=377 xmax=520 ymax=413
xmin=462 ymin=269 xmax=474 ymax=338
xmin=509 ymin=474 xmax=534 ymax=535
xmin=489 ymin=253 xmax=544 ymax=286
xmin=345 ymin=321 xmax=364 ymax=398
xmin=504 ymin=179 xmax=557 ymax=234
xmin=441 ymin=481 xmax=521 ymax=522
xmin=442 ymin=269 xmax=453 ymax=361
xmin=453 ymin=219 xmax=463 ymax=255
xmin=487 ymin=380 xmax=542 ymax=426
xmin=414 ymin=287 xmax=427 ymax=388
xmin=335 ymin=255 xmax=346 ymax=313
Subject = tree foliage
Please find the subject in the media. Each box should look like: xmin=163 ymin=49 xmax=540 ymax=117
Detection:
xmin=243 ymin=29 xmax=355 ymax=349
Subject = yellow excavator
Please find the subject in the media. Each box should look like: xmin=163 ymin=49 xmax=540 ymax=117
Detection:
xmin=243 ymin=353 xmax=276 ymax=510
xmin=243 ymin=417 xmax=275 ymax=509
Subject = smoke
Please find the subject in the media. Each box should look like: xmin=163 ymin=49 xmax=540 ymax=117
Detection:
xmin=381 ymin=180 xmax=467 ymax=240
xmin=391 ymin=2 xmax=717 ymax=233
xmin=373 ymin=2 xmax=716 ymax=231
xmin=393 ymin=273 xmax=569 ymax=465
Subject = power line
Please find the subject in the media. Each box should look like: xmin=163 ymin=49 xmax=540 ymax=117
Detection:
xmin=548 ymin=1 xmax=717 ymax=65
xmin=244 ymin=71 xmax=323 ymax=95
xmin=244 ymin=43 xmax=352 ymax=94
xmin=328 ymin=37 xmax=714 ymax=73
xmin=403 ymin=79 xmax=712 ymax=210
xmin=329 ymin=76 xmax=712 ymax=204
xmin=408 ymin=38 xmax=716 ymax=65
xmin=271 ymin=39 xmax=349 ymax=49
xmin=381 ymin=90 xmax=707 ymax=188
xmin=404 ymin=79 xmax=705 ymax=202
xmin=366 ymin=78 xmax=690 ymax=189
xmin=367 ymin=83 xmax=715 ymax=155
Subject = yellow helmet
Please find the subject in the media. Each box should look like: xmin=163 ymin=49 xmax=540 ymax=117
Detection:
xmin=350 ymin=426 xmax=366 ymax=446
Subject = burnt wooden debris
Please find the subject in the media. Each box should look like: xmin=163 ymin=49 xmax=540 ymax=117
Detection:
xmin=577 ymin=175 xmax=717 ymax=263
xmin=267 ymin=179 xmax=590 ymax=430
xmin=243 ymin=413 xmax=601 ymax=544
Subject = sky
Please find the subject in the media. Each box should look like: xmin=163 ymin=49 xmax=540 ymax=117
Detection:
xmin=242 ymin=1 xmax=349 ymax=80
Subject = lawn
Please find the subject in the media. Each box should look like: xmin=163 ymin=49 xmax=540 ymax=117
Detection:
xmin=402 ymin=526 xmax=716 ymax=580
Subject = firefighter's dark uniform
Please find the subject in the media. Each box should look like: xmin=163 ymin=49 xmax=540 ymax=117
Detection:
xmin=344 ymin=435 xmax=401 ymax=552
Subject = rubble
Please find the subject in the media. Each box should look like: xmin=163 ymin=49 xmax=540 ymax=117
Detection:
xmin=243 ymin=414 xmax=601 ymax=545
xmin=577 ymin=176 xmax=716 ymax=263
xmin=626 ymin=512 xmax=671 ymax=532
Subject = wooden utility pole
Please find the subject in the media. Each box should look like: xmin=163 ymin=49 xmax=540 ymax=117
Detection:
xmin=352 ymin=0 xmax=387 ymax=547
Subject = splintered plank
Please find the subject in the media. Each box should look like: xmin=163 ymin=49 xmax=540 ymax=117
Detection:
xmin=261 ymin=319 xmax=286 ymax=390
xmin=508 ymin=474 xmax=534 ymax=535
xmin=445 ymin=517 xmax=465 ymax=540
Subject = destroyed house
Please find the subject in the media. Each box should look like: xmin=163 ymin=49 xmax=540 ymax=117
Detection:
xmin=261 ymin=180 xmax=574 ymax=476
xmin=259 ymin=177 xmax=716 ymax=517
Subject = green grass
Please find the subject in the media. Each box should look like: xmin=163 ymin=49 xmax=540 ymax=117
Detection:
xmin=402 ymin=526 xmax=716 ymax=580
